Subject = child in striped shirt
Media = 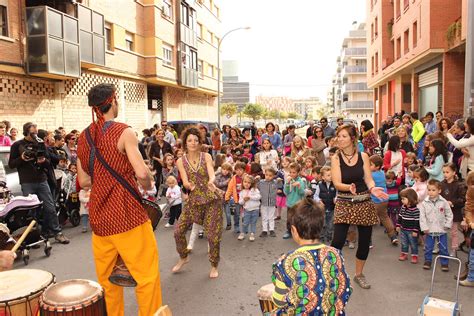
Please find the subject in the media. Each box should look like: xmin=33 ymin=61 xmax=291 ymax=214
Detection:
xmin=386 ymin=170 xmax=402 ymax=227
xmin=397 ymin=188 xmax=420 ymax=264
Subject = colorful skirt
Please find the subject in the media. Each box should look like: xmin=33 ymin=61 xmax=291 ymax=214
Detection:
xmin=334 ymin=191 xmax=378 ymax=226
xmin=276 ymin=196 xmax=286 ymax=208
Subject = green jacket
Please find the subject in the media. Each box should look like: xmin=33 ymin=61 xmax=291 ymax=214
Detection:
xmin=283 ymin=177 xmax=306 ymax=207
xmin=411 ymin=120 xmax=425 ymax=143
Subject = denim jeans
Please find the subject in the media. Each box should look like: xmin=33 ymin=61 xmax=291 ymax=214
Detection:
xmin=21 ymin=181 xmax=61 ymax=235
xmin=425 ymin=233 xmax=449 ymax=265
xmin=225 ymin=198 xmax=241 ymax=232
xmin=399 ymin=229 xmax=418 ymax=255
xmin=81 ymin=214 xmax=89 ymax=229
xmin=467 ymin=231 xmax=474 ymax=282
xmin=322 ymin=208 xmax=334 ymax=243
xmin=416 ymin=137 xmax=425 ymax=161
xmin=242 ymin=209 xmax=259 ymax=234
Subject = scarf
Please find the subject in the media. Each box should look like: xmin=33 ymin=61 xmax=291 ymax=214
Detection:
xmin=362 ymin=128 xmax=374 ymax=138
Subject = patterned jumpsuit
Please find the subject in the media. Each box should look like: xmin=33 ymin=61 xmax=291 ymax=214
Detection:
xmin=174 ymin=153 xmax=224 ymax=267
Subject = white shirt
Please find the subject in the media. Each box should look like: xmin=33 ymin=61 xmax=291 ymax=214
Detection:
xmin=166 ymin=185 xmax=182 ymax=206
xmin=259 ymin=149 xmax=279 ymax=170
xmin=165 ymin=131 xmax=176 ymax=146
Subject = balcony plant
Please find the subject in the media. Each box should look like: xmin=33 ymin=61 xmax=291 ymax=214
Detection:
xmin=387 ymin=19 xmax=394 ymax=38
xmin=446 ymin=20 xmax=462 ymax=47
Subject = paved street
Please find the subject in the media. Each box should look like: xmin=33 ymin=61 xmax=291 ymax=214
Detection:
xmin=14 ymin=207 xmax=473 ymax=316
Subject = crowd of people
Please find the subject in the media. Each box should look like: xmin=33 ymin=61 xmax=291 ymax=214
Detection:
xmin=1 ymin=99 xmax=474 ymax=315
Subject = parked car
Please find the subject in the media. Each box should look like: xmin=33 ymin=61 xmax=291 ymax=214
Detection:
xmin=329 ymin=118 xmax=357 ymax=130
xmin=167 ymin=121 xmax=220 ymax=138
xmin=237 ymin=121 xmax=253 ymax=129
xmin=0 ymin=146 xmax=21 ymax=196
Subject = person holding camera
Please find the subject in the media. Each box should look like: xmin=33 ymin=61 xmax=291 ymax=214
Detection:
xmin=8 ymin=122 xmax=69 ymax=244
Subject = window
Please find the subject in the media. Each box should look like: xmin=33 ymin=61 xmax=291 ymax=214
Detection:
xmin=395 ymin=0 xmax=400 ymax=18
xmin=181 ymin=3 xmax=195 ymax=29
xmin=198 ymin=60 xmax=203 ymax=77
xmin=125 ymin=31 xmax=134 ymax=51
xmin=374 ymin=17 xmax=378 ymax=38
xmin=396 ymin=37 xmax=401 ymax=59
xmin=404 ymin=0 xmax=409 ymax=10
xmin=214 ymin=35 xmax=220 ymax=45
xmin=105 ymin=22 xmax=113 ymax=51
xmin=0 ymin=5 xmax=8 ymax=37
xmin=197 ymin=23 xmax=203 ymax=39
xmin=181 ymin=43 xmax=197 ymax=70
xmin=413 ymin=21 xmax=418 ymax=47
xmin=404 ymin=29 xmax=409 ymax=54
xmin=371 ymin=23 xmax=374 ymax=42
xmin=163 ymin=0 xmax=173 ymax=18
xmin=207 ymin=64 xmax=214 ymax=78
xmin=207 ymin=30 xmax=213 ymax=44
xmin=213 ymin=5 xmax=220 ymax=18
xmin=162 ymin=43 xmax=173 ymax=66
xmin=375 ymin=52 xmax=379 ymax=73
xmin=371 ymin=56 xmax=374 ymax=76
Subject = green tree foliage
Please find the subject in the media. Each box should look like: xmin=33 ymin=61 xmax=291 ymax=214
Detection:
xmin=221 ymin=103 xmax=238 ymax=118
xmin=242 ymin=103 xmax=265 ymax=121
xmin=287 ymin=112 xmax=298 ymax=119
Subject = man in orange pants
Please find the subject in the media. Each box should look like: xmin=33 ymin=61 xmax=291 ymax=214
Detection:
xmin=77 ymin=83 xmax=162 ymax=315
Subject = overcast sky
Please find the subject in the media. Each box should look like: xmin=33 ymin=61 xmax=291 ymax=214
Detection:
xmin=220 ymin=0 xmax=367 ymax=102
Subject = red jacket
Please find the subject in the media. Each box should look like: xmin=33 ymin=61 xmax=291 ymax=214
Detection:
xmin=383 ymin=149 xmax=406 ymax=179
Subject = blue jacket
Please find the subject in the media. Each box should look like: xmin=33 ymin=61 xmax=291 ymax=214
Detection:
xmin=371 ymin=170 xmax=388 ymax=204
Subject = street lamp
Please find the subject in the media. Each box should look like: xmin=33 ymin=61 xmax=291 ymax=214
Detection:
xmin=217 ymin=26 xmax=251 ymax=127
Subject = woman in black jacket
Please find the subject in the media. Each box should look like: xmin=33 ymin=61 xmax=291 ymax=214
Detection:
xmin=148 ymin=128 xmax=173 ymax=194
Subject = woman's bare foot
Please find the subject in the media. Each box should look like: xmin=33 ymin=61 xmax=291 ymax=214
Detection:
xmin=172 ymin=257 xmax=190 ymax=273
xmin=209 ymin=266 xmax=219 ymax=279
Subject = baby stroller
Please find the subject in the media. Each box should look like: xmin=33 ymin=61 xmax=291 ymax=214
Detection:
xmin=0 ymin=191 xmax=52 ymax=265
xmin=54 ymin=169 xmax=80 ymax=227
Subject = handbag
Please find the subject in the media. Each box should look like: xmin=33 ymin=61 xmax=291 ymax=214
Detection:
xmin=84 ymin=127 xmax=162 ymax=288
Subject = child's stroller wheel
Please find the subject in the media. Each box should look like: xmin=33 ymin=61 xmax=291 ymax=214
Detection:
xmin=70 ymin=209 xmax=81 ymax=227
xmin=22 ymin=249 xmax=29 ymax=265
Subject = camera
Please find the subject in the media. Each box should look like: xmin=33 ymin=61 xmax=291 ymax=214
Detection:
xmin=23 ymin=137 xmax=46 ymax=160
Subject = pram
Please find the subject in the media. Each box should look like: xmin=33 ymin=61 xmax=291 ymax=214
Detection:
xmin=54 ymin=169 xmax=80 ymax=227
xmin=0 ymin=192 xmax=52 ymax=265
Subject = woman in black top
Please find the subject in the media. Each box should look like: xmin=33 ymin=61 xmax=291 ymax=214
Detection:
xmin=331 ymin=124 xmax=388 ymax=290
xmin=149 ymin=128 xmax=173 ymax=192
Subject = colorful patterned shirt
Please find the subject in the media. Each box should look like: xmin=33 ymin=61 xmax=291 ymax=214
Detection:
xmin=272 ymin=244 xmax=352 ymax=316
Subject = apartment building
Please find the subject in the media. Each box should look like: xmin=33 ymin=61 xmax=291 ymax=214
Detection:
xmin=367 ymin=0 xmax=466 ymax=127
xmin=222 ymin=60 xmax=250 ymax=109
xmin=0 ymin=0 xmax=221 ymax=132
xmin=293 ymin=97 xmax=323 ymax=119
xmin=338 ymin=23 xmax=374 ymax=124
xmin=255 ymin=96 xmax=295 ymax=114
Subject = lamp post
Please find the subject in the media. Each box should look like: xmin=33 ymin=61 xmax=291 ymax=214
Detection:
xmin=217 ymin=26 xmax=251 ymax=127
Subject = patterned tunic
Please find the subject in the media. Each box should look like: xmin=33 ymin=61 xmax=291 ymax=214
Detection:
xmin=77 ymin=121 xmax=149 ymax=236
xmin=272 ymin=244 xmax=352 ymax=316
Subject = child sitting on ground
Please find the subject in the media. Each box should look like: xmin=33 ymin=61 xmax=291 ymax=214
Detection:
xmin=271 ymin=198 xmax=352 ymax=315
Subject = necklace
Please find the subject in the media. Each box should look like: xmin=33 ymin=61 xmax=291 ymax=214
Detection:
xmin=341 ymin=148 xmax=356 ymax=163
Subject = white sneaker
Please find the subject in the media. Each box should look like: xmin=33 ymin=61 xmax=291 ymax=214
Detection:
xmin=238 ymin=233 xmax=245 ymax=240
xmin=165 ymin=223 xmax=173 ymax=228
xmin=249 ymin=233 xmax=255 ymax=242
xmin=348 ymin=242 xmax=356 ymax=249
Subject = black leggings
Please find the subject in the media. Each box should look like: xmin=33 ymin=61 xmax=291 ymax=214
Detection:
xmin=331 ymin=224 xmax=373 ymax=260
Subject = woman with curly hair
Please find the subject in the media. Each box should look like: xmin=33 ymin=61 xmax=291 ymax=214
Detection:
xmin=438 ymin=117 xmax=453 ymax=135
xmin=227 ymin=127 xmax=243 ymax=157
xmin=360 ymin=120 xmax=379 ymax=156
xmin=172 ymin=126 xmax=224 ymax=278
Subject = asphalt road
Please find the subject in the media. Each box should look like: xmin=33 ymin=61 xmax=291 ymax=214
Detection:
xmin=13 ymin=208 xmax=473 ymax=316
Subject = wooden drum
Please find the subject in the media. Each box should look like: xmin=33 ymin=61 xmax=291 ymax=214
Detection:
xmin=39 ymin=279 xmax=106 ymax=315
xmin=0 ymin=269 xmax=55 ymax=316
xmin=257 ymin=283 xmax=276 ymax=315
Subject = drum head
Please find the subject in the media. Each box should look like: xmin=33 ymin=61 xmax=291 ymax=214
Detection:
xmin=0 ymin=269 xmax=54 ymax=302
xmin=42 ymin=279 xmax=102 ymax=307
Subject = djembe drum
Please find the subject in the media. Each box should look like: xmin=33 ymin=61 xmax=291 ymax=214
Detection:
xmin=39 ymin=279 xmax=106 ymax=315
xmin=257 ymin=283 xmax=276 ymax=315
xmin=0 ymin=269 xmax=55 ymax=316
xmin=108 ymin=199 xmax=162 ymax=287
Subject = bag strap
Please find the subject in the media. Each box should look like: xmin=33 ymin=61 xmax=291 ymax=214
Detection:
xmin=85 ymin=127 xmax=142 ymax=204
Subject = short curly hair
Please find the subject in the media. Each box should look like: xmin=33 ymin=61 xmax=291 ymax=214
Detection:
xmin=181 ymin=126 xmax=202 ymax=152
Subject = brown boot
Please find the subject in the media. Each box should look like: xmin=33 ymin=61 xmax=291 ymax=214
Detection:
xmin=455 ymin=262 xmax=469 ymax=281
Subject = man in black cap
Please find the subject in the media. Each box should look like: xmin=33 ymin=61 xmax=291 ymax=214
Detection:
xmin=8 ymin=122 xmax=69 ymax=244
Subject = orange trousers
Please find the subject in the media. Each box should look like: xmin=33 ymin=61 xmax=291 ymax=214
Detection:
xmin=92 ymin=221 xmax=162 ymax=316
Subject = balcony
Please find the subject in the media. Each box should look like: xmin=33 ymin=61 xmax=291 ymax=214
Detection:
xmin=342 ymin=47 xmax=367 ymax=61
xmin=341 ymin=101 xmax=374 ymax=110
xmin=342 ymin=65 xmax=367 ymax=78
xmin=349 ymin=30 xmax=366 ymax=38
xmin=342 ymin=82 xmax=370 ymax=93
xmin=26 ymin=6 xmax=80 ymax=78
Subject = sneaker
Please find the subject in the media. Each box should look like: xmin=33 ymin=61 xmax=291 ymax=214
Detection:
xmin=81 ymin=227 xmax=87 ymax=233
xmin=460 ymin=279 xmax=474 ymax=287
xmin=398 ymin=253 xmax=408 ymax=261
xmin=259 ymin=231 xmax=268 ymax=238
xmin=282 ymin=232 xmax=291 ymax=239
xmin=225 ymin=225 xmax=231 ymax=231
xmin=390 ymin=236 xmax=399 ymax=246
xmin=275 ymin=216 xmax=281 ymax=220
xmin=55 ymin=233 xmax=70 ymax=244
xmin=411 ymin=255 xmax=418 ymax=264
xmin=238 ymin=233 xmax=245 ymax=240
xmin=369 ymin=242 xmax=374 ymax=249
xmin=449 ymin=251 xmax=456 ymax=257
xmin=353 ymin=274 xmax=371 ymax=289
xmin=198 ymin=231 xmax=204 ymax=239
xmin=348 ymin=242 xmax=356 ymax=249
xmin=269 ymin=230 xmax=276 ymax=237
xmin=164 ymin=223 xmax=173 ymax=228
xmin=432 ymin=245 xmax=439 ymax=254
xmin=423 ymin=261 xmax=432 ymax=270
xmin=249 ymin=233 xmax=255 ymax=242
xmin=441 ymin=264 xmax=449 ymax=272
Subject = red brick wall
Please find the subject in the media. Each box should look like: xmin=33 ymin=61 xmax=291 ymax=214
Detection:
xmin=442 ymin=52 xmax=465 ymax=120
xmin=0 ymin=0 xmax=23 ymax=66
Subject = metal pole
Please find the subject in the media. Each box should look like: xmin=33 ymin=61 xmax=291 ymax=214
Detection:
xmin=465 ymin=0 xmax=474 ymax=117
xmin=217 ymin=27 xmax=250 ymax=127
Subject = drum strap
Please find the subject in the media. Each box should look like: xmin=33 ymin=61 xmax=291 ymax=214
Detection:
xmin=85 ymin=127 xmax=142 ymax=204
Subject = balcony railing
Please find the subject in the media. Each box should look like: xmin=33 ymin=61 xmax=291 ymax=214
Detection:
xmin=348 ymin=30 xmax=366 ymax=38
xmin=341 ymin=101 xmax=374 ymax=109
xmin=344 ymin=82 xmax=370 ymax=92
xmin=343 ymin=65 xmax=367 ymax=75
xmin=345 ymin=47 xmax=367 ymax=56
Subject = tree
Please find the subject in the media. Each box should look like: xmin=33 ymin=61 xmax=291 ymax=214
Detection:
xmin=242 ymin=103 xmax=265 ymax=121
xmin=266 ymin=109 xmax=280 ymax=120
xmin=221 ymin=103 xmax=238 ymax=118
xmin=287 ymin=112 xmax=298 ymax=119
xmin=280 ymin=112 xmax=289 ymax=120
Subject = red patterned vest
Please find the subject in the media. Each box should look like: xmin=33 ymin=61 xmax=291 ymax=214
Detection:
xmin=77 ymin=121 xmax=149 ymax=236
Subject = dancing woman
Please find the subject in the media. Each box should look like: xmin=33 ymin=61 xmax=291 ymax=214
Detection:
xmin=330 ymin=124 xmax=388 ymax=289
xmin=172 ymin=127 xmax=224 ymax=278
